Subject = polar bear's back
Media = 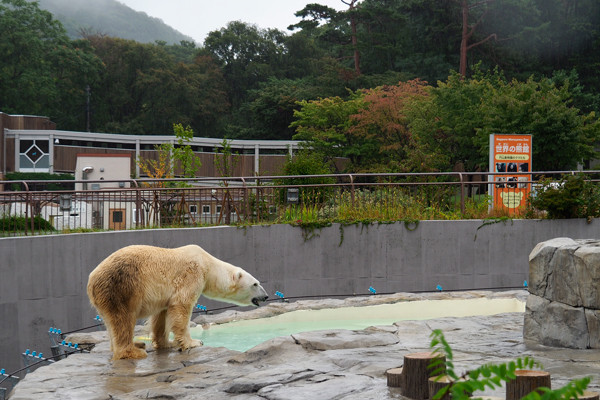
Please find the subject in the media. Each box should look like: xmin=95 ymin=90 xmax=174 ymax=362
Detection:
xmin=87 ymin=245 xmax=208 ymax=319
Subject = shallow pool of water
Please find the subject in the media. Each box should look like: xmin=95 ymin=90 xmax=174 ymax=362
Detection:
xmin=189 ymin=297 xmax=524 ymax=352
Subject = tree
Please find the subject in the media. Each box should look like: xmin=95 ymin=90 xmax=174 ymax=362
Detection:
xmin=204 ymin=22 xmax=287 ymax=108
xmin=86 ymin=36 xmax=228 ymax=135
xmin=289 ymin=2 xmax=361 ymax=78
xmin=408 ymin=69 xmax=600 ymax=171
xmin=349 ymin=80 xmax=447 ymax=171
xmin=137 ymin=123 xmax=201 ymax=183
xmin=0 ymin=0 xmax=102 ymax=129
xmin=457 ymin=0 xmax=496 ymax=78
xmin=343 ymin=0 xmax=361 ymax=75
xmin=290 ymin=94 xmax=366 ymax=169
xmin=354 ymin=0 xmax=461 ymax=82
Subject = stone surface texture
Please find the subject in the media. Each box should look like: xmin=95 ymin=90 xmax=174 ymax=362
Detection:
xmin=525 ymin=238 xmax=600 ymax=348
xmin=8 ymin=290 xmax=600 ymax=399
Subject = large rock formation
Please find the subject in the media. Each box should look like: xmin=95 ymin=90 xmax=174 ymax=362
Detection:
xmin=524 ymin=238 xmax=600 ymax=348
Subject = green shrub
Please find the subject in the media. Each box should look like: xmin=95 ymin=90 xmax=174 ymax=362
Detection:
xmin=275 ymin=149 xmax=336 ymax=205
xmin=4 ymin=172 xmax=74 ymax=191
xmin=528 ymin=174 xmax=600 ymax=219
xmin=0 ymin=215 xmax=55 ymax=231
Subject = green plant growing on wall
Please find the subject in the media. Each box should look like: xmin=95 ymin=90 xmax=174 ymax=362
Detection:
xmin=528 ymin=174 xmax=600 ymax=220
xmin=428 ymin=329 xmax=591 ymax=400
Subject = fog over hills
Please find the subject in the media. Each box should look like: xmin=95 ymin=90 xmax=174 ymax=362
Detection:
xmin=36 ymin=0 xmax=195 ymax=44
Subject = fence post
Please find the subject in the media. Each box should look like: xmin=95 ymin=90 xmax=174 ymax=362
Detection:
xmin=461 ymin=173 xmax=466 ymax=215
xmin=21 ymin=181 xmax=32 ymax=236
xmin=348 ymin=174 xmax=355 ymax=207
xmin=241 ymin=177 xmax=248 ymax=222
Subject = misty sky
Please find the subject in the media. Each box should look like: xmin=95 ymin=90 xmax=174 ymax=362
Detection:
xmin=118 ymin=0 xmax=347 ymax=44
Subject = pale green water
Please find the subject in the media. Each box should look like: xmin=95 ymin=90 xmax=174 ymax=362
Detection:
xmin=188 ymin=297 xmax=525 ymax=352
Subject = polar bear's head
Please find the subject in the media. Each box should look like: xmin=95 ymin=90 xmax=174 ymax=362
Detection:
xmin=229 ymin=267 xmax=269 ymax=307
xmin=203 ymin=261 xmax=269 ymax=307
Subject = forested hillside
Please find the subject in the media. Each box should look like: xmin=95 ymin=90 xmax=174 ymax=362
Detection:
xmin=1 ymin=0 xmax=599 ymax=173
xmin=37 ymin=0 xmax=193 ymax=44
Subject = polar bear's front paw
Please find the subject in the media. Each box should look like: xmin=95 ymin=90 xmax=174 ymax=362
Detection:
xmin=179 ymin=339 xmax=203 ymax=351
xmin=153 ymin=339 xmax=177 ymax=349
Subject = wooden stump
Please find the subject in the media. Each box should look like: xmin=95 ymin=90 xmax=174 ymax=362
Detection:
xmin=429 ymin=375 xmax=473 ymax=400
xmin=386 ymin=367 xmax=404 ymax=388
xmin=573 ymin=391 xmax=600 ymax=400
xmin=506 ymin=370 xmax=551 ymax=400
xmin=428 ymin=375 xmax=453 ymax=400
xmin=402 ymin=352 xmax=446 ymax=400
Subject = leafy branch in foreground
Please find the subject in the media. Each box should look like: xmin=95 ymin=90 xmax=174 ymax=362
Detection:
xmin=429 ymin=329 xmax=591 ymax=400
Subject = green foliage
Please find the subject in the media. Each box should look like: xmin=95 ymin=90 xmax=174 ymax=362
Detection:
xmin=5 ymin=172 xmax=74 ymax=181
xmin=214 ymin=138 xmax=239 ymax=178
xmin=3 ymin=0 xmax=600 ymax=156
xmin=171 ymin=123 xmax=202 ymax=180
xmin=4 ymin=172 xmax=74 ymax=191
xmin=281 ymin=147 xmax=335 ymax=178
xmin=275 ymin=148 xmax=336 ymax=203
xmin=0 ymin=215 xmax=55 ymax=232
xmin=136 ymin=123 xmax=201 ymax=185
xmin=528 ymin=174 xmax=600 ymax=219
xmin=204 ymin=21 xmax=287 ymax=109
xmin=291 ymin=94 xmax=367 ymax=167
xmin=429 ymin=329 xmax=591 ymax=400
xmin=409 ymin=68 xmax=600 ymax=171
xmin=349 ymin=79 xmax=447 ymax=172
xmin=0 ymin=0 xmax=102 ymax=129
xmin=88 ymin=36 xmax=228 ymax=134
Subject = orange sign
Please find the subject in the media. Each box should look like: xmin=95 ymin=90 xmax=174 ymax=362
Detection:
xmin=489 ymin=134 xmax=532 ymax=210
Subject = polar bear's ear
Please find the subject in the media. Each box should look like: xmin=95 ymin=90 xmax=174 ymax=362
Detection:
xmin=236 ymin=271 xmax=243 ymax=281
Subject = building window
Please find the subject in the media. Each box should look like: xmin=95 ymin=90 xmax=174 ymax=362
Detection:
xmin=19 ymin=139 xmax=50 ymax=172
xmin=202 ymin=205 xmax=211 ymax=214
xmin=189 ymin=205 xmax=198 ymax=214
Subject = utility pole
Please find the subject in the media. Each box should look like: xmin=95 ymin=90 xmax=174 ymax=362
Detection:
xmin=86 ymin=85 xmax=91 ymax=132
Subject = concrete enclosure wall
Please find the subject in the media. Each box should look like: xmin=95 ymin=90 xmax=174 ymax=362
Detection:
xmin=1 ymin=219 xmax=600 ymax=372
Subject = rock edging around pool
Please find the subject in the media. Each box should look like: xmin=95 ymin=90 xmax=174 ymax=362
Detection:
xmin=191 ymin=289 xmax=528 ymax=327
xmin=12 ymin=290 xmax=600 ymax=400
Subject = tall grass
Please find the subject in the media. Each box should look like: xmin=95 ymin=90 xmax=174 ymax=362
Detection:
xmin=276 ymin=187 xmax=513 ymax=226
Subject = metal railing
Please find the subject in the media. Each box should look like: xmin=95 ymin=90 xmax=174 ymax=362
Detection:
xmin=0 ymin=171 xmax=597 ymax=237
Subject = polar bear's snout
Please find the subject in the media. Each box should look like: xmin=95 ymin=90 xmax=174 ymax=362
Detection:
xmin=251 ymin=284 xmax=269 ymax=306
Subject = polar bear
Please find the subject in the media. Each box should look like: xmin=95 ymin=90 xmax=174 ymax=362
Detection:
xmin=87 ymin=244 xmax=268 ymax=360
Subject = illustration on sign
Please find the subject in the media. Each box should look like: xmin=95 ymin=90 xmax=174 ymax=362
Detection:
xmin=489 ymin=134 xmax=532 ymax=210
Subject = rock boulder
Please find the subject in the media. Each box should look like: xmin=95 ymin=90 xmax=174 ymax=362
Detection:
xmin=525 ymin=238 xmax=600 ymax=348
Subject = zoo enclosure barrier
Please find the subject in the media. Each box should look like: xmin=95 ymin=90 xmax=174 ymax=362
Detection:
xmin=0 ymin=170 xmax=596 ymax=236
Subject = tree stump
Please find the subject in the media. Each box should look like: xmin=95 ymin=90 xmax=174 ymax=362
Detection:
xmin=574 ymin=391 xmax=600 ymax=400
xmin=428 ymin=375 xmax=453 ymax=400
xmin=506 ymin=370 xmax=551 ymax=400
xmin=429 ymin=375 xmax=473 ymax=400
xmin=386 ymin=367 xmax=404 ymax=388
xmin=402 ymin=352 xmax=446 ymax=400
